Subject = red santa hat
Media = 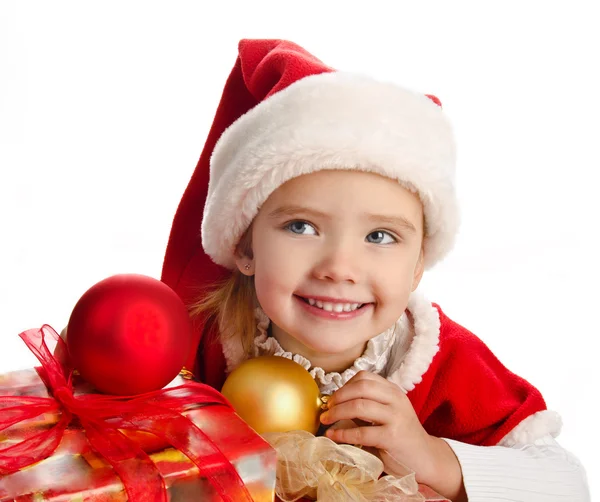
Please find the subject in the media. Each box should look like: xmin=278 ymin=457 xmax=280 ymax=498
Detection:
xmin=161 ymin=39 xmax=459 ymax=383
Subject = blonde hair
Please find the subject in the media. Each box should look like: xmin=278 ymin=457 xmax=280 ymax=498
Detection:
xmin=188 ymin=228 xmax=258 ymax=357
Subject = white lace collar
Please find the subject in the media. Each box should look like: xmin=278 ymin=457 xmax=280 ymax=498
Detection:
xmin=253 ymin=308 xmax=402 ymax=395
xmin=220 ymin=292 xmax=442 ymax=395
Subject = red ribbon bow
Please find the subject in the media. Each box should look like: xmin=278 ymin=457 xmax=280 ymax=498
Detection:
xmin=0 ymin=325 xmax=255 ymax=502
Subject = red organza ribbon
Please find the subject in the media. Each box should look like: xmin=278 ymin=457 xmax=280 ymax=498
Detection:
xmin=0 ymin=325 xmax=255 ymax=502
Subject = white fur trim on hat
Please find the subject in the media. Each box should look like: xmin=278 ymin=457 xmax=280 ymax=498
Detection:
xmin=202 ymin=72 xmax=458 ymax=269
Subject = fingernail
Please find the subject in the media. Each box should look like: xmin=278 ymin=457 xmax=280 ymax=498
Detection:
xmin=320 ymin=412 xmax=329 ymax=423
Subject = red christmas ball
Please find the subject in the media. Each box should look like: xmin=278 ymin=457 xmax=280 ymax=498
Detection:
xmin=66 ymin=274 xmax=192 ymax=395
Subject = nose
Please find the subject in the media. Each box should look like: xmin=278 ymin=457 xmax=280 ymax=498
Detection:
xmin=311 ymin=240 xmax=362 ymax=284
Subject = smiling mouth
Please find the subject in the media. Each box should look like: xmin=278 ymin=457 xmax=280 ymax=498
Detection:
xmin=295 ymin=296 xmax=369 ymax=313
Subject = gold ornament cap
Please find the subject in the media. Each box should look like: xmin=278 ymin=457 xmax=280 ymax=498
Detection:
xmin=221 ymin=356 xmax=324 ymax=434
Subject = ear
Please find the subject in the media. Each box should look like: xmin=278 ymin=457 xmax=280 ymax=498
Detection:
xmin=233 ymin=226 xmax=255 ymax=276
xmin=233 ymin=252 xmax=255 ymax=276
xmin=411 ymin=248 xmax=425 ymax=292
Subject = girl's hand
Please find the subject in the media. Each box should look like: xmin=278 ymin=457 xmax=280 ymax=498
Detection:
xmin=320 ymin=371 xmax=466 ymax=501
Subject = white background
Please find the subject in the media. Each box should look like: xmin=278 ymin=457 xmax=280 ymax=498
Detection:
xmin=1 ymin=0 xmax=598 ymax=494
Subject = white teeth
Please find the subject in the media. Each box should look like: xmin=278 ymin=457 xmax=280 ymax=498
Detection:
xmin=305 ymin=298 xmax=362 ymax=312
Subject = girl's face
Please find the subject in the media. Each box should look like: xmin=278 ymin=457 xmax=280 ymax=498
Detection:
xmin=235 ymin=170 xmax=425 ymax=370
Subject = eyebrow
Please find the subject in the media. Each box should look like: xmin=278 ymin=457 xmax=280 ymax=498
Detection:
xmin=268 ymin=205 xmax=329 ymax=220
xmin=365 ymin=213 xmax=417 ymax=233
xmin=267 ymin=205 xmax=417 ymax=233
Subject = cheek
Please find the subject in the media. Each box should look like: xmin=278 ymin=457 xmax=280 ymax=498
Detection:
xmin=253 ymin=266 xmax=302 ymax=325
xmin=253 ymin=232 xmax=308 ymax=280
xmin=253 ymin=271 xmax=280 ymax=303
xmin=253 ymin=253 xmax=300 ymax=305
xmin=255 ymin=250 xmax=296 ymax=285
xmin=372 ymin=260 xmax=417 ymax=304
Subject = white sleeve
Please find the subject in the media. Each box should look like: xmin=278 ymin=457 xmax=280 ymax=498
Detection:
xmin=443 ymin=435 xmax=590 ymax=502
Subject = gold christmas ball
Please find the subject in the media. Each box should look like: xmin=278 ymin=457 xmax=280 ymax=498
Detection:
xmin=221 ymin=356 xmax=323 ymax=435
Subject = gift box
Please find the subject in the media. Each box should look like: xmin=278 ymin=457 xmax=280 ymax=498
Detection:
xmin=0 ymin=326 xmax=277 ymax=502
xmin=1 ymin=326 xmax=448 ymax=502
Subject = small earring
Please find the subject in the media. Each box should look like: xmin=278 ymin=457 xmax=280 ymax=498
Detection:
xmin=244 ymin=263 xmax=251 ymax=270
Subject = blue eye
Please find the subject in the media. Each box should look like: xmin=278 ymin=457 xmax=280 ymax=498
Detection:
xmin=285 ymin=221 xmax=317 ymax=235
xmin=366 ymin=230 xmax=397 ymax=244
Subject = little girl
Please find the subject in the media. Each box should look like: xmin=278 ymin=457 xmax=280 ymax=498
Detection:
xmin=161 ymin=39 xmax=589 ymax=501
